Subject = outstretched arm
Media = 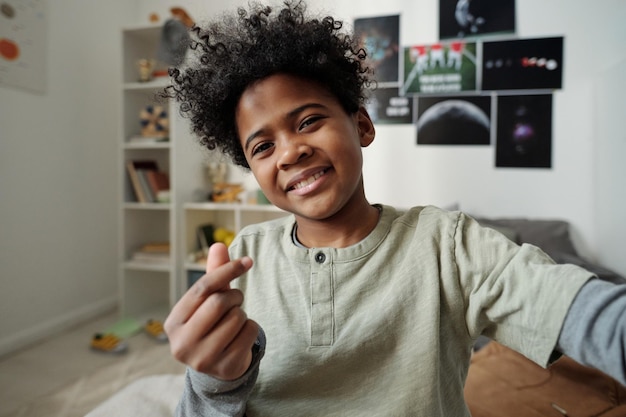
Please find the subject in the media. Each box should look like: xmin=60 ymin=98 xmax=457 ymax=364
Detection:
xmin=558 ymin=278 xmax=626 ymax=385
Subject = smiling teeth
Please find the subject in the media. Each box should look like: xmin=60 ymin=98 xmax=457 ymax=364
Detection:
xmin=293 ymin=170 xmax=325 ymax=190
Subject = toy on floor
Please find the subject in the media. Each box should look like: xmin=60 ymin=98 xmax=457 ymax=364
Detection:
xmin=144 ymin=319 xmax=168 ymax=342
xmin=90 ymin=333 xmax=128 ymax=354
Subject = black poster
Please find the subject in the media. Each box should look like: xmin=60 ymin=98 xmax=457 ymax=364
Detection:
xmin=496 ymin=94 xmax=553 ymax=168
xmin=439 ymin=0 xmax=516 ymax=40
xmin=417 ymin=95 xmax=491 ymax=145
xmin=482 ymin=37 xmax=564 ymax=91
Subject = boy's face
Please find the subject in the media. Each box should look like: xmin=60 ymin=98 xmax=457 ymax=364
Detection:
xmin=235 ymin=73 xmax=375 ymax=221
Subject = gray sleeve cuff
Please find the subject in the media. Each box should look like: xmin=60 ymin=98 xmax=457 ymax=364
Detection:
xmin=176 ymin=327 xmax=266 ymax=417
xmin=557 ymin=279 xmax=626 ymax=385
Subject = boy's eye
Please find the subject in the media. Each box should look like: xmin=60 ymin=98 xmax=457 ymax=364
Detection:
xmin=299 ymin=115 xmax=323 ymax=130
xmin=251 ymin=141 xmax=273 ymax=156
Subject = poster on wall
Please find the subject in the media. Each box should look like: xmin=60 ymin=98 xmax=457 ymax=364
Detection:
xmin=416 ymin=95 xmax=491 ymax=145
xmin=495 ymin=94 xmax=552 ymax=168
xmin=0 ymin=0 xmax=48 ymax=93
xmin=366 ymin=87 xmax=414 ymax=125
xmin=354 ymin=14 xmax=400 ymax=85
xmin=402 ymin=41 xmax=477 ymax=95
xmin=439 ymin=0 xmax=516 ymax=40
xmin=482 ymin=37 xmax=564 ymax=91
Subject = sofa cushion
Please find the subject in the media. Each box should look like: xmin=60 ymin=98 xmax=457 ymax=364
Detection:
xmin=474 ymin=217 xmax=578 ymax=259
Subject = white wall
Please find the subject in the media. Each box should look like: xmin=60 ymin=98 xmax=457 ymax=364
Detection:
xmin=1 ymin=0 xmax=623 ymax=357
xmin=138 ymin=0 xmax=625 ymax=269
xmin=0 ymin=0 xmax=138 ymax=356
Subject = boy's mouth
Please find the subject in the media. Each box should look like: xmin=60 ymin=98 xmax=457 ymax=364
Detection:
xmin=287 ymin=169 xmax=328 ymax=192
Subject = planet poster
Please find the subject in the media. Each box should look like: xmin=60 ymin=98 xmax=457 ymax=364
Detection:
xmin=416 ymin=95 xmax=491 ymax=145
xmin=495 ymin=94 xmax=553 ymax=168
xmin=482 ymin=37 xmax=564 ymax=91
xmin=0 ymin=0 xmax=48 ymax=93
xmin=402 ymin=41 xmax=477 ymax=95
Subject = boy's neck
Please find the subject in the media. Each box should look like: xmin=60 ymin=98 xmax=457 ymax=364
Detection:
xmin=293 ymin=200 xmax=381 ymax=248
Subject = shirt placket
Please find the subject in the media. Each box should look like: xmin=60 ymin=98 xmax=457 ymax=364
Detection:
xmin=310 ymin=249 xmax=334 ymax=347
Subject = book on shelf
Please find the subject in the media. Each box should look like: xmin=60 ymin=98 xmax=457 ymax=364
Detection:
xmin=127 ymin=135 xmax=169 ymax=145
xmin=196 ymin=224 xmax=215 ymax=255
xmin=145 ymin=170 xmax=170 ymax=202
xmin=126 ymin=160 xmax=170 ymax=203
xmin=136 ymin=169 xmax=155 ymax=202
xmin=131 ymin=242 xmax=171 ymax=264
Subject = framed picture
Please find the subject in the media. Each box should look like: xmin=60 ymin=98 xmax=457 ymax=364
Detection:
xmin=354 ymin=14 xmax=400 ymax=84
xmin=366 ymin=87 xmax=414 ymax=125
xmin=495 ymin=94 xmax=553 ymax=168
xmin=402 ymin=41 xmax=477 ymax=95
xmin=439 ymin=0 xmax=516 ymax=40
xmin=482 ymin=37 xmax=564 ymax=91
xmin=417 ymin=95 xmax=491 ymax=145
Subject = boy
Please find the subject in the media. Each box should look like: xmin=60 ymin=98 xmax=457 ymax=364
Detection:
xmin=162 ymin=1 xmax=626 ymax=416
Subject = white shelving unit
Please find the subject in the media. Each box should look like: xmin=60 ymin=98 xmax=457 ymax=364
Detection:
xmin=119 ymin=25 xmax=181 ymax=321
xmin=182 ymin=203 xmax=287 ymax=290
xmin=119 ymin=25 xmax=287 ymax=321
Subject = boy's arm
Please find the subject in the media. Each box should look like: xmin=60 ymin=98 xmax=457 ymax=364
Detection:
xmin=557 ymin=278 xmax=626 ymax=385
xmin=176 ymin=328 xmax=266 ymax=417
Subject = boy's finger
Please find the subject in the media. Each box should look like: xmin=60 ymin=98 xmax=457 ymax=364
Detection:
xmin=206 ymin=242 xmax=231 ymax=273
xmin=166 ymin=257 xmax=253 ymax=327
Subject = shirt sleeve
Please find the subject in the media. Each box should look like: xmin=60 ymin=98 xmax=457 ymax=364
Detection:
xmin=175 ymin=327 xmax=266 ymax=417
xmin=557 ymin=278 xmax=626 ymax=385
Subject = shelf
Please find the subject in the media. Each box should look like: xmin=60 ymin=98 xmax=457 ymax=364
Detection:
xmin=123 ymin=202 xmax=172 ymax=210
xmin=123 ymin=78 xmax=169 ymax=91
xmin=123 ymin=261 xmax=172 ymax=272
xmin=184 ymin=202 xmax=283 ymax=212
xmin=123 ymin=142 xmax=171 ymax=150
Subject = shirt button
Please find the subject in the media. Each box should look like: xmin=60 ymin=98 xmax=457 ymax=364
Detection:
xmin=315 ymin=252 xmax=326 ymax=263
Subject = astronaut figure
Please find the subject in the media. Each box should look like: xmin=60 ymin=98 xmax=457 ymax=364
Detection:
xmin=455 ymin=0 xmax=485 ymax=37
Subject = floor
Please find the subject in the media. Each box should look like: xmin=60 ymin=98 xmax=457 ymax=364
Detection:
xmin=0 ymin=310 xmax=186 ymax=417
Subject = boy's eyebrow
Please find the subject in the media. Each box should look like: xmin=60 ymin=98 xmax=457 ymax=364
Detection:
xmin=243 ymin=102 xmax=327 ymax=150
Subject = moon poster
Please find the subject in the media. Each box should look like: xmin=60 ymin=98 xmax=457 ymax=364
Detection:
xmin=402 ymin=41 xmax=477 ymax=95
xmin=416 ymin=95 xmax=491 ymax=145
xmin=495 ymin=94 xmax=552 ymax=168
xmin=439 ymin=0 xmax=516 ymax=40
xmin=0 ymin=0 xmax=48 ymax=93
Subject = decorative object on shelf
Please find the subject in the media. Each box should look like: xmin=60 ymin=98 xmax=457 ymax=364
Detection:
xmin=197 ymin=223 xmax=215 ymax=255
xmin=193 ymin=223 xmax=237 ymax=263
xmin=140 ymin=104 xmax=169 ymax=138
xmin=211 ymin=182 xmax=245 ymax=203
xmin=256 ymin=189 xmax=271 ymax=205
xmin=205 ymin=162 xmax=227 ymax=186
xmin=170 ymin=7 xmax=194 ymax=28
xmin=203 ymin=161 xmax=237 ymax=202
xmin=213 ymin=226 xmax=236 ymax=247
xmin=157 ymin=8 xmax=193 ymax=67
xmin=136 ymin=58 xmax=156 ymax=82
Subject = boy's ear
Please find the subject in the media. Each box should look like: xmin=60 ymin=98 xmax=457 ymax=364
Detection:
xmin=356 ymin=106 xmax=375 ymax=147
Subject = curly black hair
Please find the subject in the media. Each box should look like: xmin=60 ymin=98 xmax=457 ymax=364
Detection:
xmin=161 ymin=0 xmax=372 ymax=169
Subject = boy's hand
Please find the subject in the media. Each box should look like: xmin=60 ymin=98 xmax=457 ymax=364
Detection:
xmin=164 ymin=243 xmax=259 ymax=381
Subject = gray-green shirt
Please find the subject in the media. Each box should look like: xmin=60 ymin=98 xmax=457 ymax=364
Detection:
xmin=180 ymin=205 xmax=593 ymax=416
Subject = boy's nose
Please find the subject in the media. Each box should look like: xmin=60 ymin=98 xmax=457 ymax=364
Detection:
xmin=276 ymin=139 xmax=313 ymax=169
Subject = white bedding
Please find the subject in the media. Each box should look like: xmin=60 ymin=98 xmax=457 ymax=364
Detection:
xmin=86 ymin=374 xmax=184 ymax=417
